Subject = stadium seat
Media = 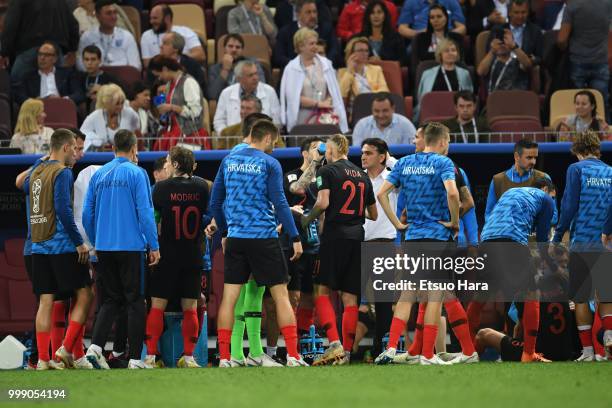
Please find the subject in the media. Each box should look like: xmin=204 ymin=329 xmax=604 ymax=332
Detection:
xmin=490 ymin=119 xmax=545 ymax=143
xmin=214 ymin=5 xmax=234 ymax=40
xmin=168 ymin=3 xmax=207 ymax=40
xmin=101 ymin=65 xmax=143 ymax=88
xmin=42 ymin=98 xmax=78 ymax=129
xmin=216 ymin=33 xmax=271 ymax=65
xmin=486 ymin=90 xmax=541 ymax=126
xmin=0 ymin=238 xmax=36 ymax=335
xmin=549 ymin=89 xmax=605 ymax=130
xmin=214 ymin=0 xmax=238 ymax=14
xmin=475 ymin=30 xmax=491 ymax=68
xmin=351 ymin=92 xmax=405 ymax=128
xmin=419 ymin=91 xmax=456 ymax=124
xmin=152 ymin=0 xmax=205 ymax=6
xmin=369 ymin=60 xmax=403 ymax=96
xmin=121 ymin=5 xmax=142 ymax=42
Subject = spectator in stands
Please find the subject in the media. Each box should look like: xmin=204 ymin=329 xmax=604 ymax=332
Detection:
xmin=146 ymin=32 xmax=206 ymax=92
xmin=476 ymin=25 xmax=531 ymax=93
xmin=336 ymin=0 xmax=398 ymax=42
xmin=219 ymin=95 xmax=262 ymax=148
xmin=274 ymin=0 xmax=340 ymax=67
xmin=149 ymin=55 xmax=209 ymax=151
xmin=441 ymin=90 xmax=490 ymax=142
xmin=316 ymin=39 xmax=327 ymax=57
xmin=214 ymin=60 xmax=280 ymax=133
xmin=557 ymin=0 xmax=611 ymax=122
xmin=279 ymin=28 xmax=348 ymax=132
xmin=415 ymin=38 xmax=472 ymax=121
xmin=80 ymin=45 xmax=120 ymax=112
xmin=80 ymin=83 xmax=140 ymax=151
xmin=141 ymin=4 xmax=205 ymax=67
xmin=351 ymin=92 xmax=416 ymax=146
xmin=398 ymin=0 xmax=466 ymax=41
xmin=73 ymin=0 xmax=137 ymax=36
xmin=339 ymin=37 xmax=389 ymax=110
xmin=207 ymin=34 xmax=267 ymax=100
xmin=485 ymin=0 xmax=542 ymax=90
xmin=77 ymin=0 xmax=141 ymax=71
xmin=0 ymin=0 xmax=79 ymax=82
xmin=467 ymin=0 xmax=509 ymax=35
xmin=9 ymin=98 xmax=54 ymax=154
xmin=355 ymin=0 xmax=407 ymax=64
xmin=128 ymin=81 xmax=157 ymax=139
xmin=228 ymin=0 xmax=278 ymax=47
xmin=413 ymin=4 xmax=465 ymax=65
xmin=274 ymin=0 xmax=332 ymax=30
xmin=13 ymin=41 xmax=84 ymax=106
xmin=557 ymin=90 xmax=610 ymax=140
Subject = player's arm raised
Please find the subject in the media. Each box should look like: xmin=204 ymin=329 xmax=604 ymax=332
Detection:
xmin=377 ymin=180 xmax=406 ymax=230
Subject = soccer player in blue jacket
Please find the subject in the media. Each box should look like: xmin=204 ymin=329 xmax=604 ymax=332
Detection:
xmin=83 ymin=130 xmax=160 ymax=370
xmin=481 ymin=179 xmax=556 ymax=362
xmin=552 ymin=132 xmax=612 ymax=361
xmin=210 ymin=119 xmax=308 ymax=367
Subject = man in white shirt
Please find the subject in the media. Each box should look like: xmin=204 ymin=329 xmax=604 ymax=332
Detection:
xmin=352 ymin=94 xmax=416 ymax=147
xmin=141 ymin=4 xmax=205 ymax=68
xmin=213 ymin=60 xmax=280 ymax=133
xmin=360 ymin=137 xmax=399 ymax=358
xmin=77 ymin=0 xmax=141 ymax=71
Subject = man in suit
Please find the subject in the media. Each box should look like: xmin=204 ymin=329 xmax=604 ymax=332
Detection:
xmin=273 ymin=0 xmax=340 ymax=68
xmin=13 ymin=42 xmax=84 ymax=106
xmin=273 ymin=0 xmax=332 ymax=32
xmin=468 ymin=0 xmax=510 ymax=36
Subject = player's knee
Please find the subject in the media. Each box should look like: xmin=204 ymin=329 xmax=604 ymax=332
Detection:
xmin=475 ymin=328 xmax=493 ymax=346
xmin=341 ymin=292 xmax=358 ymax=306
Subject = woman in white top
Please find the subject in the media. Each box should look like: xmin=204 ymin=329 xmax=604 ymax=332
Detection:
xmin=557 ymin=90 xmax=610 ymax=141
xmin=81 ymin=83 xmax=140 ymax=151
xmin=10 ymin=99 xmax=54 ymax=154
xmin=279 ymin=28 xmax=348 ymax=133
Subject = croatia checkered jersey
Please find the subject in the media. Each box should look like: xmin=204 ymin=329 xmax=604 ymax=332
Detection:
xmin=553 ymin=158 xmax=612 ymax=251
xmin=481 ymin=187 xmax=555 ymax=245
xmin=386 ymin=152 xmax=456 ymax=241
xmin=210 ymin=147 xmax=299 ymax=239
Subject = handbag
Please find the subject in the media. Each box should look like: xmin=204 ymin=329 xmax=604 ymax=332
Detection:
xmin=305 ymin=108 xmax=340 ymax=126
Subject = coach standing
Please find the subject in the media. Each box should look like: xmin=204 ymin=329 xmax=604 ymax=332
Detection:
xmin=83 ymin=130 xmax=160 ymax=370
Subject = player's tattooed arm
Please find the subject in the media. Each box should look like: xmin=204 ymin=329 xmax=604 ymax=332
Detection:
xmin=458 ymin=185 xmax=475 ymax=217
xmin=289 ymin=159 xmax=320 ymax=195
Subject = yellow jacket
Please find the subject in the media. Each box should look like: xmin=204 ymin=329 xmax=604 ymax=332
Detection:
xmin=339 ymin=64 xmax=389 ymax=99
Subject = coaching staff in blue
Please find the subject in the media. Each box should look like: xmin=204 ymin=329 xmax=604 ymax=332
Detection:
xmin=82 ymin=129 xmax=160 ymax=370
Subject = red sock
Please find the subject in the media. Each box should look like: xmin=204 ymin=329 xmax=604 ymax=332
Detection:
xmin=314 ymin=296 xmax=339 ymax=343
xmin=577 ymin=325 xmax=594 ymax=349
xmin=341 ymin=306 xmax=359 ymax=352
xmin=445 ymin=300 xmax=475 ymax=355
xmin=408 ymin=304 xmax=425 ymax=356
xmin=145 ymin=308 xmax=164 ymax=355
xmin=62 ymin=320 xmax=84 ymax=354
xmin=182 ymin=310 xmax=199 ymax=356
xmin=296 ymin=308 xmax=314 ymax=332
xmin=522 ymin=301 xmax=539 ymax=355
xmin=387 ymin=317 xmax=406 ymax=350
xmin=72 ymin=325 xmax=85 ymax=360
xmin=281 ymin=325 xmax=299 ymax=359
xmin=591 ymin=312 xmax=604 ymax=356
xmin=217 ymin=328 xmax=232 ymax=361
xmin=37 ymin=331 xmax=51 ymax=362
xmin=422 ymin=324 xmax=438 ymax=359
xmin=51 ymin=302 xmax=66 ymax=357
xmin=466 ymin=301 xmax=484 ymax=341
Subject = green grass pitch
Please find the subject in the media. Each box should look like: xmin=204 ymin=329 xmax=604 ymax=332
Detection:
xmin=1 ymin=363 xmax=610 ymax=408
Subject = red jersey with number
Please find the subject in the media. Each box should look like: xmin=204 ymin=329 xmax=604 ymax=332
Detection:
xmin=315 ymin=159 xmax=375 ymax=241
xmin=152 ymin=176 xmax=209 ymax=264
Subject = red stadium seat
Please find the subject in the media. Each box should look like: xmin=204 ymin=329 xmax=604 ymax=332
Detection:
xmin=419 ymin=91 xmax=456 ymax=124
xmin=101 ymin=65 xmax=143 ymax=89
xmin=42 ymin=98 xmax=78 ymax=129
xmin=490 ymin=119 xmax=545 ymax=143
xmin=486 ymin=90 xmax=541 ymax=126
xmin=369 ymin=60 xmax=404 ymax=96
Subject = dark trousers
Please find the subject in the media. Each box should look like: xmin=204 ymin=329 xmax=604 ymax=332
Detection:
xmin=92 ymin=261 xmax=128 ymax=354
xmin=91 ymin=251 xmax=146 ymax=360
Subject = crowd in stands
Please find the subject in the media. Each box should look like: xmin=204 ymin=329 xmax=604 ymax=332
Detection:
xmin=0 ymin=0 xmax=610 ymax=153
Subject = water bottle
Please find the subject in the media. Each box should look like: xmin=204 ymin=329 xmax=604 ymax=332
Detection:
xmin=306 ymin=219 xmax=319 ymax=245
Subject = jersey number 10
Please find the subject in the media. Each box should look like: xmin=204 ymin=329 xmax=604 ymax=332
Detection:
xmin=172 ymin=205 xmax=201 ymax=240
xmin=340 ymin=180 xmax=365 ymax=216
